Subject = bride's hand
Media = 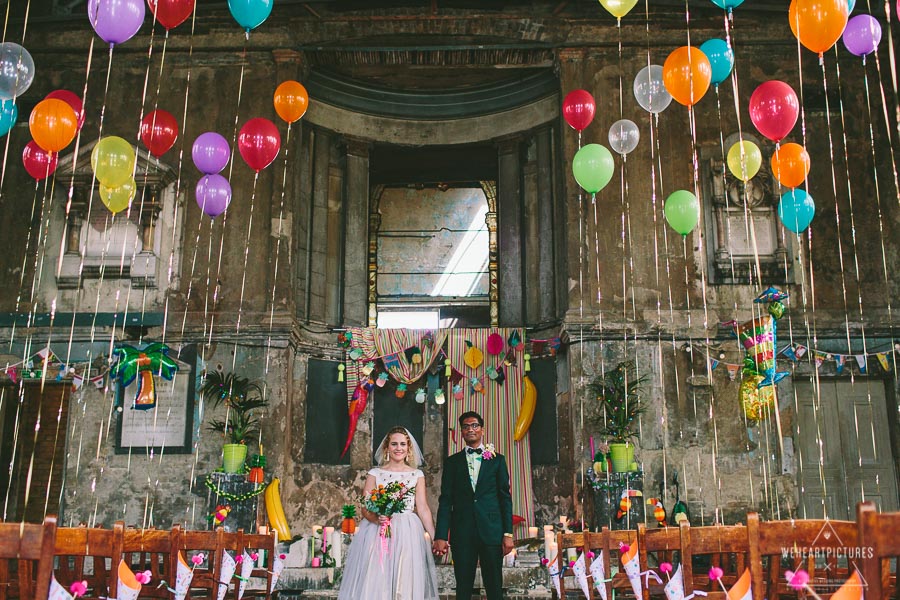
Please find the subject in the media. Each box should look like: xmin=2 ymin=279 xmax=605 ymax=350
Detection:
xmin=378 ymin=515 xmax=390 ymax=525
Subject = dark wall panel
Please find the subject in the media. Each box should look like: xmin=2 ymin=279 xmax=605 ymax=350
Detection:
xmin=305 ymin=359 xmax=350 ymax=464
xmin=529 ymin=357 xmax=558 ymax=465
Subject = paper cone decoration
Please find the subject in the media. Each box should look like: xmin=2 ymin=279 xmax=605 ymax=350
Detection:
xmin=547 ymin=555 xmax=562 ymax=598
xmin=174 ymin=551 xmax=194 ymax=600
xmin=588 ymin=549 xmax=608 ymax=600
xmin=621 ymin=543 xmax=643 ymax=600
xmin=117 ymin=559 xmax=142 ymax=600
xmin=829 ymin=571 xmax=864 ymax=600
xmin=237 ymin=551 xmax=255 ymax=600
xmin=727 ymin=568 xmax=751 ymax=600
xmin=571 ymin=552 xmax=591 ymax=599
xmin=49 ymin=575 xmax=75 ymax=600
xmin=664 ymin=564 xmax=686 ymax=600
xmin=218 ymin=550 xmax=236 ymax=600
xmin=270 ymin=555 xmax=285 ymax=593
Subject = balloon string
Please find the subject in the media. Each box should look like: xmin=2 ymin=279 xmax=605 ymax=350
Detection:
xmin=266 ymin=124 xmax=293 ymax=381
xmin=235 ymin=172 xmax=259 ymax=334
xmin=880 ymin=0 xmax=900 ymax=142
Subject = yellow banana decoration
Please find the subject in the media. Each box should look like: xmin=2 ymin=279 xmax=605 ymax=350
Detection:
xmin=514 ymin=376 xmax=537 ymax=441
xmin=265 ymin=477 xmax=292 ymax=540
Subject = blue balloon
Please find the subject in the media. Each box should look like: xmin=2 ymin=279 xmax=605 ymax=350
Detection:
xmin=227 ymin=0 xmax=274 ymax=32
xmin=848 ymin=0 xmax=856 ymax=13
xmin=710 ymin=0 xmax=744 ymax=9
xmin=0 ymin=99 xmax=16 ymax=137
xmin=699 ymin=38 xmax=735 ymax=86
xmin=778 ymin=189 xmax=816 ymax=233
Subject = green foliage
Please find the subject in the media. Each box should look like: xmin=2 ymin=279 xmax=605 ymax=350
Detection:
xmin=588 ymin=360 xmax=648 ymax=443
xmin=201 ymin=370 xmax=268 ymax=445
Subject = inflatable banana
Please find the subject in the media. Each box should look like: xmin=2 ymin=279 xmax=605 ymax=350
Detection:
xmin=265 ymin=478 xmax=292 ymax=540
xmin=514 ymin=376 xmax=537 ymax=441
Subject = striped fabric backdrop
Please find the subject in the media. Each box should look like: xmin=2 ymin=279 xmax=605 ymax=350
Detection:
xmin=446 ymin=328 xmax=534 ymax=530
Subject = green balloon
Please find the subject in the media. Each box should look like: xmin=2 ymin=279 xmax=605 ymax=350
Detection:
xmin=664 ymin=189 xmax=700 ymax=235
xmin=572 ymin=143 xmax=615 ymax=194
xmin=91 ymin=136 xmax=136 ymax=188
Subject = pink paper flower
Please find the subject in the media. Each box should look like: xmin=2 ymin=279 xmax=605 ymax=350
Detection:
xmin=235 ymin=555 xmax=244 ymax=564
xmin=660 ymin=562 xmax=673 ymax=574
xmin=69 ymin=581 xmax=88 ymax=597
xmin=191 ymin=553 xmax=206 ymax=566
xmin=250 ymin=552 xmax=259 ymax=561
xmin=587 ymin=551 xmax=595 ymax=559
xmin=568 ymin=560 xmax=576 ymax=569
xmin=279 ymin=554 xmax=286 ymax=560
xmin=786 ymin=569 xmax=810 ymax=591
xmin=619 ymin=542 xmax=630 ymax=553
xmin=708 ymin=566 xmax=724 ymax=581
xmin=541 ymin=558 xmax=550 ymax=566
xmin=135 ymin=570 xmax=152 ymax=585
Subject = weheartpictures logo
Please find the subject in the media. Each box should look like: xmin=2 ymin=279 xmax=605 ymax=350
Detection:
xmin=779 ymin=522 xmax=872 ymax=590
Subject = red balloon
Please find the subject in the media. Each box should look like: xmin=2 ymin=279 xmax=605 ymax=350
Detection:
xmin=749 ymin=81 xmax=799 ymax=143
xmin=238 ymin=117 xmax=281 ymax=172
xmin=140 ymin=109 xmax=179 ymax=157
xmin=46 ymin=90 xmax=85 ymax=130
xmin=147 ymin=0 xmax=195 ymax=30
xmin=562 ymin=89 xmax=596 ymax=132
xmin=22 ymin=141 xmax=58 ymax=180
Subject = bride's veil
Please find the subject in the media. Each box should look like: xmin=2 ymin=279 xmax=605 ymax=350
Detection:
xmin=375 ymin=427 xmax=424 ymax=468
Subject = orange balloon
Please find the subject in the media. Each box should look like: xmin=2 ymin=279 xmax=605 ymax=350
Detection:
xmin=662 ymin=46 xmax=712 ymax=107
xmin=29 ymin=98 xmax=77 ymax=153
xmin=273 ymin=80 xmax=309 ymax=124
xmin=771 ymin=142 xmax=811 ymax=188
xmin=789 ymin=0 xmax=848 ymax=55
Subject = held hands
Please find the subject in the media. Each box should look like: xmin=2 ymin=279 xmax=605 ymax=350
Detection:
xmin=432 ymin=539 xmax=449 ymax=556
xmin=501 ymin=536 xmax=515 ymax=556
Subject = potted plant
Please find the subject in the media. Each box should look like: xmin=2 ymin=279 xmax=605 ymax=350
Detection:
xmin=201 ymin=370 xmax=268 ymax=473
xmin=588 ymin=360 xmax=648 ymax=473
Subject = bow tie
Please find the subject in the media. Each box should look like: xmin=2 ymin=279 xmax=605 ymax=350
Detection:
xmin=466 ymin=447 xmax=483 ymax=455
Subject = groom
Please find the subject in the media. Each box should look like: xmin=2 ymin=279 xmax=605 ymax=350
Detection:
xmin=433 ymin=411 xmax=514 ymax=600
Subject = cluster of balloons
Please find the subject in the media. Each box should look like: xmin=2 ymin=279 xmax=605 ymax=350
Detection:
xmin=92 ymin=136 xmax=138 ymax=213
xmin=192 ymin=132 xmax=232 ymax=218
xmin=25 ymin=89 xmax=85 ymax=181
xmin=562 ymin=90 xmax=619 ymax=197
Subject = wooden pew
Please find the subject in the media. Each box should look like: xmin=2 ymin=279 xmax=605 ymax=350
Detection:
xmin=54 ymin=521 xmax=124 ymax=600
xmin=0 ymin=515 xmax=57 ymax=600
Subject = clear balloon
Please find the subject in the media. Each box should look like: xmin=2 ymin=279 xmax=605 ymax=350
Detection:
xmin=87 ymin=0 xmax=147 ymax=46
xmin=228 ymin=0 xmax=274 ymax=32
xmin=608 ymin=119 xmax=640 ymax=156
xmin=598 ymin=0 xmax=639 ymax=19
xmin=91 ymin=136 xmax=137 ymax=187
xmin=749 ymin=81 xmax=799 ymax=143
xmin=147 ymin=0 xmax=195 ymax=30
xmin=726 ymin=140 xmax=762 ymax=182
xmin=664 ymin=190 xmax=700 ymax=236
xmin=562 ymin=89 xmax=596 ymax=132
xmin=662 ymin=46 xmax=712 ymax=107
xmin=0 ymin=43 xmax=35 ymax=100
xmin=771 ymin=143 xmax=811 ymax=188
xmin=238 ymin=117 xmax=281 ymax=172
xmin=699 ymin=38 xmax=734 ymax=87
xmin=842 ymin=14 xmax=882 ymax=56
xmin=196 ymin=174 xmax=232 ymax=217
xmin=140 ymin=109 xmax=179 ymax=157
xmin=29 ymin=99 xmax=78 ymax=153
xmin=100 ymin=178 xmax=137 ymax=214
xmin=0 ymin=99 xmax=17 ymax=137
xmin=46 ymin=90 xmax=85 ymax=130
xmin=572 ymin=144 xmax=615 ymax=194
xmin=273 ymin=80 xmax=309 ymax=123
xmin=633 ymin=65 xmax=673 ymax=114
xmin=778 ymin=188 xmax=816 ymax=233
xmin=22 ymin=141 xmax=58 ymax=180
xmin=192 ymin=132 xmax=231 ymax=174
xmin=789 ymin=0 xmax=849 ymax=55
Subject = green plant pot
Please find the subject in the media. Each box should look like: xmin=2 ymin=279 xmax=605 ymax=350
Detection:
xmin=223 ymin=443 xmax=248 ymax=474
xmin=608 ymin=443 xmax=635 ymax=473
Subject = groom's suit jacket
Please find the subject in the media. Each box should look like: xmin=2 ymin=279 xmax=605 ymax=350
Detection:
xmin=435 ymin=449 xmax=514 ymax=546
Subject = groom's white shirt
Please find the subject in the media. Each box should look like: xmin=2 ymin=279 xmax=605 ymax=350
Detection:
xmin=465 ymin=444 xmax=485 ymax=490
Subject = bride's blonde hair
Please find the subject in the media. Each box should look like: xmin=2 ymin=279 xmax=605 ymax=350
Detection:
xmin=378 ymin=426 xmax=423 ymax=467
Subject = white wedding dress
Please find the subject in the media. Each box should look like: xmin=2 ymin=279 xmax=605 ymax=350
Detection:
xmin=338 ymin=467 xmax=440 ymax=600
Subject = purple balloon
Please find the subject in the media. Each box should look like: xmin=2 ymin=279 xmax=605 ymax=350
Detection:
xmin=843 ymin=14 xmax=882 ymax=57
xmin=192 ymin=132 xmax=231 ymax=175
xmin=196 ymin=174 xmax=232 ymax=218
xmin=87 ymin=0 xmax=146 ymax=46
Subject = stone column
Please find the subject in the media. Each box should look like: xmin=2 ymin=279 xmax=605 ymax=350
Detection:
xmin=535 ymin=125 xmax=557 ymax=324
xmin=497 ymin=135 xmax=523 ymax=327
xmin=343 ymin=137 xmax=370 ymax=326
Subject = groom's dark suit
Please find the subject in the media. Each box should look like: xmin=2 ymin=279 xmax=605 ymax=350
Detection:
xmin=435 ymin=448 xmax=513 ymax=600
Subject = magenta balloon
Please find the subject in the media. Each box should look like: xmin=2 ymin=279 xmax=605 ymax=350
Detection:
xmin=87 ymin=0 xmax=146 ymax=45
xmin=748 ymin=81 xmax=799 ymax=143
xmin=237 ymin=117 xmax=281 ymax=171
xmin=842 ymin=14 xmax=882 ymax=56
xmin=195 ymin=174 xmax=232 ymax=217
xmin=192 ymin=132 xmax=230 ymax=174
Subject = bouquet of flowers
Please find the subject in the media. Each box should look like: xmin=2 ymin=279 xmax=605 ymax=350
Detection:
xmin=362 ymin=481 xmax=415 ymax=539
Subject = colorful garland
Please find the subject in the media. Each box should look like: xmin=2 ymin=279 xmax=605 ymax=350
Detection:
xmin=204 ymin=472 xmax=270 ymax=502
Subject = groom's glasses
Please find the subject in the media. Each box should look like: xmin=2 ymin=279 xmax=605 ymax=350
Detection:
xmin=461 ymin=423 xmax=482 ymax=431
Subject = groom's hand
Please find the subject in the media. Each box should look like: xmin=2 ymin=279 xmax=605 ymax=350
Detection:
xmin=501 ymin=536 xmax=515 ymax=556
xmin=432 ymin=539 xmax=449 ymax=556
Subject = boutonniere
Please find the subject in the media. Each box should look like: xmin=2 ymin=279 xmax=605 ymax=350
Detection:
xmin=482 ymin=443 xmax=497 ymax=460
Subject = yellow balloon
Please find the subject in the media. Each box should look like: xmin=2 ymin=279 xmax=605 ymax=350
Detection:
xmin=91 ymin=136 xmax=136 ymax=188
xmin=726 ymin=140 xmax=762 ymax=182
xmin=99 ymin=178 xmax=136 ymax=214
xmin=598 ymin=0 xmax=639 ymax=18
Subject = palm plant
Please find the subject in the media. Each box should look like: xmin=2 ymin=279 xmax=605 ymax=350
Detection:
xmin=200 ymin=371 xmax=268 ymax=445
xmin=588 ymin=360 xmax=648 ymax=443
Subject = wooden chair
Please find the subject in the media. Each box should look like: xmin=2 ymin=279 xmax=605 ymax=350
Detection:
xmin=0 ymin=515 xmax=58 ymax=600
xmin=54 ymin=521 xmax=124 ymax=600
xmin=747 ymin=512 xmax=859 ymax=600
xmin=217 ymin=528 xmax=247 ymax=600
xmin=583 ymin=528 xmax=641 ymax=600
xmin=637 ymin=522 xmax=684 ymax=599
xmin=122 ymin=526 xmax=176 ymax=598
xmin=680 ymin=522 xmax=749 ymax=599
xmin=858 ymin=501 xmax=900 ymax=600
xmin=241 ymin=529 xmax=276 ymax=599
xmin=173 ymin=527 xmax=221 ymax=599
xmin=555 ymin=532 xmax=593 ymax=599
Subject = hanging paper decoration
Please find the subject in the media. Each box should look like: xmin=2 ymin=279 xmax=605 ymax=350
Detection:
xmin=415 ymin=387 xmax=426 ymax=404
xmin=470 ymin=377 xmax=485 ymax=395
xmin=174 ymin=552 xmax=193 ymax=600
xmin=337 ymin=364 xmax=344 ymax=383
xmin=486 ymin=333 xmax=504 ymax=355
xmin=507 ymin=330 xmax=523 ymax=351
xmin=434 ymin=389 xmax=446 ymax=404
xmin=589 ymin=549 xmax=609 ymax=600
xmin=405 ymin=346 xmax=423 ymax=365
xmin=453 ymin=384 xmax=464 ymax=400
xmin=341 ymin=377 xmax=374 ymax=458
xmin=376 ymin=372 xmax=389 ymax=387
xmin=444 ymin=358 xmax=452 ymax=377
xmin=112 ymin=343 xmax=179 ymax=410
xmin=337 ymin=331 xmax=352 ymax=348
xmin=732 ymin=288 xmax=790 ymax=388
xmin=117 ymin=560 xmax=142 ymax=600
xmin=421 ymin=332 xmax=434 ymax=348
xmin=571 ymin=552 xmax=591 ymax=598
xmin=524 ymin=353 xmax=531 ymax=373
xmin=217 ymin=551 xmax=236 ymax=600
xmin=739 ymin=374 xmax=776 ymax=420
xmin=237 ymin=550 xmax=255 ymax=600
xmin=464 ymin=341 xmax=484 ymax=369
xmin=361 ymin=361 xmax=375 ymax=377
xmin=395 ymin=383 xmax=408 ymax=398
xmin=620 ymin=543 xmax=644 ymax=600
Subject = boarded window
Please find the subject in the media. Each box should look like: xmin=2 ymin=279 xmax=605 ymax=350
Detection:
xmin=528 ymin=358 xmax=558 ymax=465
xmin=304 ymin=359 xmax=350 ymax=464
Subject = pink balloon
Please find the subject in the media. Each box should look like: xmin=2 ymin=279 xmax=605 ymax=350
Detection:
xmin=237 ymin=117 xmax=281 ymax=172
xmin=22 ymin=141 xmax=58 ymax=180
xmin=749 ymin=81 xmax=799 ymax=143
xmin=562 ymin=89 xmax=596 ymax=132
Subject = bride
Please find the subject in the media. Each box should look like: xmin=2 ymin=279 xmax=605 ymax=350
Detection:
xmin=338 ymin=426 xmax=440 ymax=600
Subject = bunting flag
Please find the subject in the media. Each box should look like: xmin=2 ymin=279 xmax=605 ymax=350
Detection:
xmin=835 ymin=355 xmax=846 ymax=374
xmin=726 ymin=364 xmax=739 ymax=381
xmin=709 ymin=359 xmax=719 ymax=371
xmin=814 ymin=351 xmax=828 ymax=368
xmin=877 ymin=352 xmax=891 ymax=372
xmin=571 ymin=552 xmax=591 ymax=598
xmin=446 ymin=329 xmax=534 ymax=529
xmin=855 ymin=355 xmax=867 ymax=374
xmin=781 ymin=346 xmax=798 ymax=362
xmin=794 ymin=345 xmax=807 ymax=359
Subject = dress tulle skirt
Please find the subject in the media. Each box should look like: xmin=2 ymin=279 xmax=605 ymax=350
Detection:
xmin=338 ymin=512 xmax=439 ymax=600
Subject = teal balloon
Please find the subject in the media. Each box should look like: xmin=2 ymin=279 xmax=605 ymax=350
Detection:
xmin=0 ymin=99 xmax=16 ymax=137
xmin=848 ymin=0 xmax=856 ymax=12
xmin=711 ymin=0 xmax=744 ymax=9
xmin=572 ymin=143 xmax=615 ymax=194
xmin=699 ymin=38 xmax=734 ymax=86
xmin=227 ymin=0 xmax=274 ymax=31
xmin=778 ymin=189 xmax=815 ymax=233
xmin=664 ymin=190 xmax=700 ymax=235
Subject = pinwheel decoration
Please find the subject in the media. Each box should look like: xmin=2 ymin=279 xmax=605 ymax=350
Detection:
xmin=112 ymin=343 xmax=179 ymax=410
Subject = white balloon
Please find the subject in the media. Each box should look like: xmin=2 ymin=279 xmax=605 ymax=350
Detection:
xmin=633 ymin=64 xmax=672 ymax=114
xmin=608 ymin=119 xmax=641 ymax=155
xmin=0 ymin=43 xmax=34 ymax=100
